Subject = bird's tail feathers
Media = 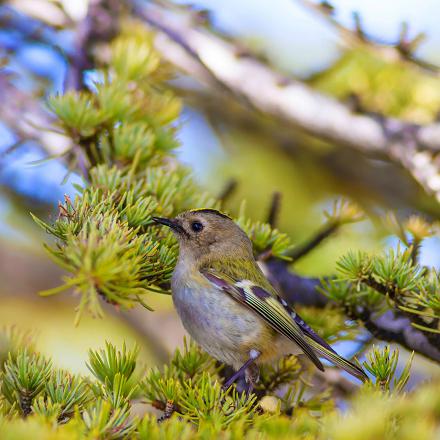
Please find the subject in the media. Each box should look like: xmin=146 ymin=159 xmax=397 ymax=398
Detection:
xmin=306 ymin=337 xmax=368 ymax=382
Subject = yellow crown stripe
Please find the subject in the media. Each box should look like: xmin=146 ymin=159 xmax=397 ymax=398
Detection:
xmin=189 ymin=208 xmax=232 ymax=220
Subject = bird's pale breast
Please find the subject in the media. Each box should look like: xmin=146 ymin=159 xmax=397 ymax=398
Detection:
xmin=171 ymin=267 xmax=295 ymax=369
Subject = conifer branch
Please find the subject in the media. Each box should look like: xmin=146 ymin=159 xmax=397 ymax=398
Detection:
xmin=1 ymin=327 xmax=439 ymax=437
xmin=265 ymin=259 xmax=440 ymax=362
xmin=263 ymin=244 xmax=440 ymax=363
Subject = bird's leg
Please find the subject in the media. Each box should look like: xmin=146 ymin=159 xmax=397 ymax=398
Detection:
xmin=244 ymin=363 xmax=260 ymax=397
xmin=222 ymin=358 xmax=254 ymax=390
xmin=223 ymin=349 xmax=261 ymax=391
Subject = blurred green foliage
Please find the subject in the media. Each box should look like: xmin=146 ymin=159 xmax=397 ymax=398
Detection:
xmin=0 ymin=327 xmax=438 ymax=439
xmin=311 ymin=49 xmax=440 ymax=123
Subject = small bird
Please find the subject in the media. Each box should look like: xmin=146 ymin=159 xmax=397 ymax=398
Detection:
xmin=153 ymin=209 xmax=367 ymax=392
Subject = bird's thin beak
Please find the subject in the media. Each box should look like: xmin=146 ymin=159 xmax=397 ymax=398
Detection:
xmin=152 ymin=217 xmax=186 ymax=234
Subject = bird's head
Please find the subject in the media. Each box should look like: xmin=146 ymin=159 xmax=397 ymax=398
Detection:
xmin=153 ymin=209 xmax=253 ymax=262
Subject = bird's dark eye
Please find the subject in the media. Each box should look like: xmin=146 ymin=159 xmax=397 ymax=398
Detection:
xmin=191 ymin=221 xmax=204 ymax=233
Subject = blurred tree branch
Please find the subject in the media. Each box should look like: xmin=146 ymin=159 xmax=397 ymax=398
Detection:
xmin=64 ymin=0 xmax=123 ymax=91
xmin=0 ymin=72 xmax=66 ymax=183
xmin=137 ymin=2 xmax=440 ymax=206
xmin=178 ymin=86 xmax=432 ymax=213
xmin=295 ymin=0 xmax=440 ymax=75
xmin=3 ymin=0 xmax=440 ymax=211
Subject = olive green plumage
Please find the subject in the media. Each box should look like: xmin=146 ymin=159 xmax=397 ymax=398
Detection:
xmin=153 ymin=209 xmax=368 ymax=390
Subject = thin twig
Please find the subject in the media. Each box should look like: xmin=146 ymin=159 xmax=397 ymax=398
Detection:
xmin=218 ymin=179 xmax=238 ymax=205
xmin=287 ymin=221 xmax=339 ymax=262
xmin=409 ymin=239 xmax=421 ymax=266
xmin=267 ymin=192 xmax=282 ymax=228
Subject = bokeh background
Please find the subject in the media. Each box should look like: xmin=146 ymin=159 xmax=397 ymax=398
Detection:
xmin=1 ymin=0 xmax=439 ymax=381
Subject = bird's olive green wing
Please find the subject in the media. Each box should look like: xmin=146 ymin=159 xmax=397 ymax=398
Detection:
xmin=201 ymin=260 xmax=368 ymax=382
xmin=200 ymin=262 xmax=324 ymax=372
